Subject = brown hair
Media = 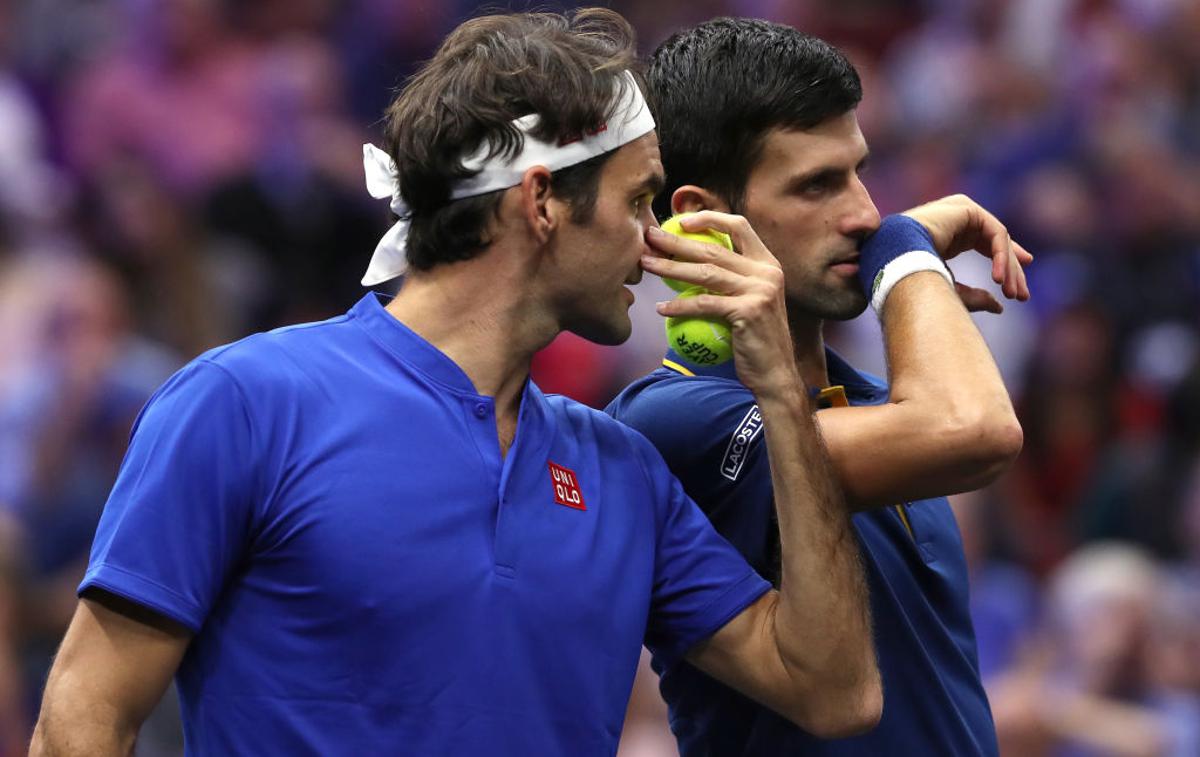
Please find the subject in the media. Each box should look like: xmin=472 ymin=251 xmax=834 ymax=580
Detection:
xmin=382 ymin=8 xmax=639 ymax=271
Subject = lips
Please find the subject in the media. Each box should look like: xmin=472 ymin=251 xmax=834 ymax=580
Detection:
xmin=829 ymin=253 xmax=860 ymax=275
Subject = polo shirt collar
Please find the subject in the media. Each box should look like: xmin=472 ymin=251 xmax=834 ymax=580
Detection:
xmin=351 ymin=293 xmax=553 ymax=440
xmin=352 ymin=292 xmax=481 ymax=393
xmin=824 ymin=349 xmax=888 ymax=405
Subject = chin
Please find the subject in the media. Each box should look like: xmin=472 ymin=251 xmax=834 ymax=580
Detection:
xmin=790 ymin=285 xmax=869 ymax=322
xmin=825 ymin=295 xmax=870 ymax=321
xmin=566 ymin=314 xmax=632 ymax=347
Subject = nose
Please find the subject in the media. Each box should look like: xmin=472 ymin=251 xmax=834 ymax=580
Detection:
xmin=641 ymin=201 xmax=659 ymax=228
xmin=640 ymin=203 xmax=659 ymax=245
xmin=841 ymin=176 xmax=881 ymax=239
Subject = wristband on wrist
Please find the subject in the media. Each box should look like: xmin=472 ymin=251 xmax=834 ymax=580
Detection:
xmin=857 ymin=215 xmax=953 ymax=313
xmin=870 ymin=251 xmax=954 ymax=312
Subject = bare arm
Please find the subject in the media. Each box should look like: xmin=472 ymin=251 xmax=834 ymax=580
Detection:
xmin=31 ymin=592 xmax=191 ymax=756
xmin=644 ymin=213 xmax=880 ymax=738
xmin=818 ymin=195 xmax=1028 ymax=509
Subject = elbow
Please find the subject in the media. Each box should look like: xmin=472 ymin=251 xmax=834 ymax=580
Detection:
xmin=812 ymin=679 xmax=883 ymax=739
xmin=789 ymin=675 xmax=883 ymax=739
xmin=942 ymin=407 xmax=1024 ymax=485
xmin=973 ymin=412 xmax=1023 ymax=478
xmin=991 ymin=412 xmax=1024 ymax=466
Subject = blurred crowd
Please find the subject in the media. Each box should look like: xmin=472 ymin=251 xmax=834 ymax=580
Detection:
xmin=0 ymin=0 xmax=1198 ymax=754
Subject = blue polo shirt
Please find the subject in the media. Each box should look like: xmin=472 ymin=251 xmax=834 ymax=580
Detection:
xmin=80 ymin=293 xmax=770 ymax=755
xmin=606 ymin=349 xmax=999 ymax=756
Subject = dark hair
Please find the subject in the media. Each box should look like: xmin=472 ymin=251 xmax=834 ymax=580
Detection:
xmin=383 ymin=8 xmax=639 ymax=271
xmin=648 ymin=18 xmax=862 ymax=216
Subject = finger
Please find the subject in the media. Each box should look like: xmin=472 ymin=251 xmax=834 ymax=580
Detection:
xmin=1013 ymin=246 xmax=1031 ymax=301
xmin=646 ymin=226 xmax=754 ymax=274
xmin=994 ymin=231 xmax=1027 ymax=301
xmin=640 ymin=254 xmax=746 ymax=294
xmin=974 ymin=205 xmax=1031 ymax=300
xmin=955 ymin=283 xmax=1004 ymax=314
xmin=1014 ymin=240 xmax=1034 ymax=265
xmin=976 ymin=209 xmax=1010 ymax=286
xmin=990 ymin=235 xmax=1006 ymax=286
xmin=1011 ymin=239 xmax=1033 ymax=299
xmin=676 ymin=210 xmax=775 ymax=264
xmin=655 ymin=290 xmax=742 ymax=321
xmin=1006 ymin=243 xmax=1024 ymax=300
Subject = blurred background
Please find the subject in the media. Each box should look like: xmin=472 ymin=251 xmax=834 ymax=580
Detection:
xmin=0 ymin=0 xmax=1198 ymax=754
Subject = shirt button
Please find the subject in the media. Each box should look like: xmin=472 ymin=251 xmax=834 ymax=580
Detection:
xmin=474 ymin=403 xmax=487 ymax=418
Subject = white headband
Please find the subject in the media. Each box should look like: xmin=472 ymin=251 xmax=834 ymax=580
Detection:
xmin=361 ymin=70 xmax=656 ymax=286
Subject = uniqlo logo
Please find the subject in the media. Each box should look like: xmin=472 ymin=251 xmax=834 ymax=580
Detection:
xmin=548 ymin=461 xmax=586 ymax=511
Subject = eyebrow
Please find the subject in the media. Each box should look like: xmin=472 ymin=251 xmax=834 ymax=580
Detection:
xmin=784 ymin=152 xmax=871 ymax=190
xmin=633 ymin=171 xmax=666 ymax=198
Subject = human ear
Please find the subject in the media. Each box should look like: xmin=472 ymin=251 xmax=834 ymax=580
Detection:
xmin=519 ymin=165 xmax=556 ymax=244
xmin=671 ymin=185 xmax=731 ymax=215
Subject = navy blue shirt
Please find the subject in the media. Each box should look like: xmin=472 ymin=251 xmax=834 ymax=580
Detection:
xmin=606 ymin=349 xmax=999 ymax=756
xmin=81 ymin=294 xmax=770 ymax=755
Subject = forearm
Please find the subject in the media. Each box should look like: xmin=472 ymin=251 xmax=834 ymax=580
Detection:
xmin=31 ymin=677 xmax=137 ymax=756
xmin=885 ymin=273 xmax=1021 ymax=463
xmin=755 ymin=382 xmax=878 ymax=733
xmin=821 ymin=271 xmax=1022 ymax=509
xmin=884 ymin=272 xmax=1016 ymax=436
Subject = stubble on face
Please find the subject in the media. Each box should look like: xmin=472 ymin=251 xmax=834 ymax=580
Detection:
xmin=553 ymin=133 xmax=664 ymax=346
xmin=781 ymin=261 xmax=869 ymax=322
xmin=739 ymin=115 xmax=878 ymax=324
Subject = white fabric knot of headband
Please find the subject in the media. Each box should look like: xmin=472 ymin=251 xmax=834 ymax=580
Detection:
xmin=360 ymin=70 xmax=655 ymax=286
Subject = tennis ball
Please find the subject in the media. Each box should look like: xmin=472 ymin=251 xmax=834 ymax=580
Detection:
xmin=665 ymin=286 xmax=733 ymax=366
xmin=658 ymin=213 xmax=734 ymax=293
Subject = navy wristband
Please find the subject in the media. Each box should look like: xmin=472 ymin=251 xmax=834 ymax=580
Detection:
xmin=857 ymin=215 xmax=939 ymax=299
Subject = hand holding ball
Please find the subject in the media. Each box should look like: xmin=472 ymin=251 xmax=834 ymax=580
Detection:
xmin=659 ymin=214 xmax=735 ymax=366
xmin=658 ymin=214 xmax=735 ymax=293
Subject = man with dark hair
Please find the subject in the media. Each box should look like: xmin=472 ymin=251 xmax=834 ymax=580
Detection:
xmin=31 ymin=10 xmax=884 ymax=754
xmin=609 ymin=17 xmax=1030 ymax=756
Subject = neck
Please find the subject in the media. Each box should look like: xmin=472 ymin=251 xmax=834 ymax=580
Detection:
xmin=384 ymin=250 xmax=556 ymax=417
xmin=787 ymin=310 xmax=830 ymax=389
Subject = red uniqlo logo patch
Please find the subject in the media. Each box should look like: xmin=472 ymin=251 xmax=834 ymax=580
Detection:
xmin=548 ymin=461 xmax=586 ymax=511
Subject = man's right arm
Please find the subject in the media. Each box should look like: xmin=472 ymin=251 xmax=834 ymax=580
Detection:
xmin=32 ymin=359 xmax=258 ymax=754
xmin=31 ymin=593 xmax=190 ymax=756
xmin=817 ymin=195 xmax=1029 ymax=509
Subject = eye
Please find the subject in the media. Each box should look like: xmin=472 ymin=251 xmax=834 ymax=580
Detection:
xmin=800 ymin=176 xmax=833 ymax=196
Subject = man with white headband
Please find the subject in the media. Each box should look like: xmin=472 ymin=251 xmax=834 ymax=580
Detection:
xmin=32 ymin=9 xmax=878 ymax=755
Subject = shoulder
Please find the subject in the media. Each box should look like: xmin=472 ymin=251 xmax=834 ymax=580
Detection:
xmin=192 ymin=313 xmax=357 ymax=393
xmin=137 ymin=314 xmax=360 ymax=436
xmin=606 ymin=370 xmax=758 ymax=458
xmin=608 ymin=369 xmax=753 ymax=429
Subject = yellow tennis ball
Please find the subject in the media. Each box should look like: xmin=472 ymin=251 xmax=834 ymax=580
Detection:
xmin=658 ymin=213 xmax=734 ymax=293
xmin=665 ymin=286 xmax=733 ymax=366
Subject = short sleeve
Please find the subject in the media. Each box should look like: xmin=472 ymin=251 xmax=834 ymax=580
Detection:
xmin=79 ymin=359 xmax=259 ymax=632
xmin=634 ymin=434 xmax=771 ymax=669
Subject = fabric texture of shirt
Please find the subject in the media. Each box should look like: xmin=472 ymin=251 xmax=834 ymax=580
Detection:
xmin=606 ymin=347 xmax=999 ymax=756
xmin=80 ymin=293 xmax=770 ymax=755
